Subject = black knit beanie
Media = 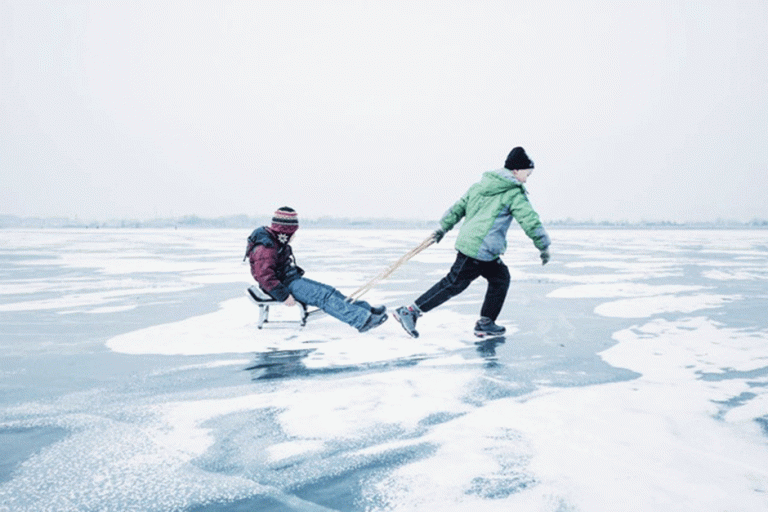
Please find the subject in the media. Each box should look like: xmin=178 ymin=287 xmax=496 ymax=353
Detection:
xmin=504 ymin=147 xmax=534 ymax=170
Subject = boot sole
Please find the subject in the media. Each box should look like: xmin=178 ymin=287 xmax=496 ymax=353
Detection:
xmin=474 ymin=330 xmax=506 ymax=338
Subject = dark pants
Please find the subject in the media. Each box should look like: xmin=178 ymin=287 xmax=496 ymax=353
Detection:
xmin=415 ymin=252 xmax=511 ymax=321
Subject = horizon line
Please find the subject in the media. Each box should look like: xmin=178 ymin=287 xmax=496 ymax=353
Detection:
xmin=1 ymin=213 xmax=767 ymax=229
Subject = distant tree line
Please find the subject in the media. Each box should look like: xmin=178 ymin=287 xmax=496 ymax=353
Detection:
xmin=1 ymin=214 xmax=767 ymax=230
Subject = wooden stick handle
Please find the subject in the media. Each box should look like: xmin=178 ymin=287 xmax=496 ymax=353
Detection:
xmin=347 ymin=235 xmax=435 ymax=302
xmin=305 ymin=234 xmax=436 ymax=319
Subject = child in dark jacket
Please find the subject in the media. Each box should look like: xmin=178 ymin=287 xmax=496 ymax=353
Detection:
xmin=245 ymin=207 xmax=388 ymax=333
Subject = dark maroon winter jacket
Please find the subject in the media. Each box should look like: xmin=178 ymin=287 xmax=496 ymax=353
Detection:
xmin=246 ymin=227 xmax=304 ymax=301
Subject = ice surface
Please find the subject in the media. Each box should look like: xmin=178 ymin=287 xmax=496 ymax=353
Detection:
xmin=1 ymin=228 xmax=767 ymax=511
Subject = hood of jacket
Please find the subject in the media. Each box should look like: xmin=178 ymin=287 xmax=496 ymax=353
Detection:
xmin=243 ymin=226 xmax=278 ymax=261
xmin=476 ymin=169 xmax=526 ymax=197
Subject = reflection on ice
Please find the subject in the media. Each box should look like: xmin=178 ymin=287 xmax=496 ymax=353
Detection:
xmin=245 ymin=337 xmax=508 ymax=380
xmin=474 ymin=337 xmax=506 ymax=368
xmin=246 ymin=348 xmax=319 ymax=379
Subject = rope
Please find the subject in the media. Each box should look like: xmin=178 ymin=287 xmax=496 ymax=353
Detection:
xmin=305 ymin=234 xmax=435 ymax=318
xmin=347 ymin=235 xmax=435 ymax=301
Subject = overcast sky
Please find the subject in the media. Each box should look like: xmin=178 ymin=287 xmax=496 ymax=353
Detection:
xmin=2 ymin=0 xmax=767 ymax=223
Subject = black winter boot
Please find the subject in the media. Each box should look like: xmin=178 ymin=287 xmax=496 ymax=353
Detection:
xmin=359 ymin=309 xmax=388 ymax=333
xmin=474 ymin=317 xmax=506 ymax=338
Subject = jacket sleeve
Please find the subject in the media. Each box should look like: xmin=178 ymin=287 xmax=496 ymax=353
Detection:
xmin=249 ymin=245 xmax=292 ymax=301
xmin=439 ymin=190 xmax=470 ymax=231
xmin=509 ymin=190 xmax=550 ymax=251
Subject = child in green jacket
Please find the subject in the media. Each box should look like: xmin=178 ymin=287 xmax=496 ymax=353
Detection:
xmin=394 ymin=147 xmax=550 ymax=338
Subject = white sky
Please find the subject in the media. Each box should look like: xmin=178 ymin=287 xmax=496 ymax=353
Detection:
xmin=1 ymin=0 xmax=767 ymax=223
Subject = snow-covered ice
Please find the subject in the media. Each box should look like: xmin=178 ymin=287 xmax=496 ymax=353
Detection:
xmin=1 ymin=227 xmax=767 ymax=511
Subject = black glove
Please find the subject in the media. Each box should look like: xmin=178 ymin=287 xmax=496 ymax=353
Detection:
xmin=432 ymin=229 xmax=446 ymax=243
xmin=540 ymin=249 xmax=550 ymax=265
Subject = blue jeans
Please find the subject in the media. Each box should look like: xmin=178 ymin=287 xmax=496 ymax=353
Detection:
xmin=287 ymin=277 xmax=372 ymax=330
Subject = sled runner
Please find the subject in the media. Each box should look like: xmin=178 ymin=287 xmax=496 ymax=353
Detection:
xmin=246 ymin=285 xmax=309 ymax=329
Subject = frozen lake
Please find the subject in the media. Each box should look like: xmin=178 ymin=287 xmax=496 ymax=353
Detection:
xmin=1 ymin=227 xmax=767 ymax=511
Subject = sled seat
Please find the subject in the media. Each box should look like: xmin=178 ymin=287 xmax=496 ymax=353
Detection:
xmin=246 ymin=285 xmax=309 ymax=329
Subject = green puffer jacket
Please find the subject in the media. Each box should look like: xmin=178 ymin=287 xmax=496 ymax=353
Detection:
xmin=439 ymin=168 xmax=550 ymax=261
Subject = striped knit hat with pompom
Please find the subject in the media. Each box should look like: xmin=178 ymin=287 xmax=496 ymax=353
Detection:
xmin=271 ymin=206 xmax=299 ymax=234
